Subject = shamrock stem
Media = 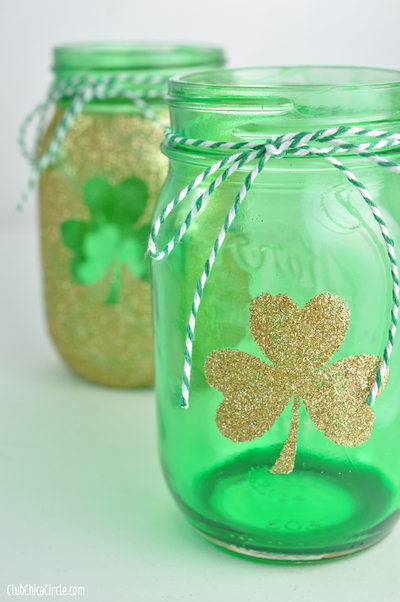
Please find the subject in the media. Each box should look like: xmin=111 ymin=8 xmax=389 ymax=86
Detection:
xmin=105 ymin=261 xmax=122 ymax=305
xmin=270 ymin=397 xmax=300 ymax=475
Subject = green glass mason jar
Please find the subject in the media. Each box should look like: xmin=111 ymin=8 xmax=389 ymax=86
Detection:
xmin=152 ymin=67 xmax=400 ymax=560
xmin=37 ymin=43 xmax=224 ymax=387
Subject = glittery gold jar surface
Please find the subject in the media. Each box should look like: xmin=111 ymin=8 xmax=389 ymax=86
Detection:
xmin=39 ymin=106 xmax=168 ymax=387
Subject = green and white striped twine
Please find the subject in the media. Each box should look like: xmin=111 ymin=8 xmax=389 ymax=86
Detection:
xmin=148 ymin=126 xmax=400 ymax=409
xmin=19 ymin=73 xmax=169 ymax=209
xmin=19 ymin=84 xmax=400 ymax=411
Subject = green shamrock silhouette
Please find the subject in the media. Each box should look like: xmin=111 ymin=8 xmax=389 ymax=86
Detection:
xmin=61 ymin=176 xmax=151 ymax=304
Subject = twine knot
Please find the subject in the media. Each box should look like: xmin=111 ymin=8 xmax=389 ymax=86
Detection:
xmin=265 ymin=143 xmax=287 ymax=158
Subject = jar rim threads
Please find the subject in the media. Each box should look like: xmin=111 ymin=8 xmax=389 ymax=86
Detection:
xmin=54 ymin=42 xmax=225 ymax=74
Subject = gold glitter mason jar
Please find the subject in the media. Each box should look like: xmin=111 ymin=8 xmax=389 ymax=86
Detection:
xmin=36 ymin=43 xmax=224 ymax=387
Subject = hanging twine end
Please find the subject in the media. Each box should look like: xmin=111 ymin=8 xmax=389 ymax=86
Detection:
xmin=180 ymin=378 xmax=190 ymax=409
xmin=17 ymin=190 xmax=29 ymax=212
xmin=180 ymin=397 xmax=189 ymax=409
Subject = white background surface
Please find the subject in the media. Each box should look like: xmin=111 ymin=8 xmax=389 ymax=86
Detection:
xmin=2 ymin=1 xmax=400 ymax=600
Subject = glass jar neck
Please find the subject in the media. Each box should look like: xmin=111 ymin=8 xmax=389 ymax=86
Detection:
xmin=53 ymin=42 xmax=225 ymax=94
xmin=166 ymin=66 xmax=400 ymax=143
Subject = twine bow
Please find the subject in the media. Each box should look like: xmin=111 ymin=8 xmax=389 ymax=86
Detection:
xmin=148 ymin=126 xmax=400 ymax=409
xmin=19 ymin=73 xmax=169 ymax=209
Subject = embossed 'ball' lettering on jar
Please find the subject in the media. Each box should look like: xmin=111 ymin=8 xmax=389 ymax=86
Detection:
xmin=151 ymin=67 xmax=400 ymax=560
xmin=27 ymin=43 xmax=224 ymax=387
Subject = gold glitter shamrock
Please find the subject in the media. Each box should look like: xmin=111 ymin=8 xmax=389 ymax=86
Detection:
xmin=205 ymin=293 xmax=389 ymax=474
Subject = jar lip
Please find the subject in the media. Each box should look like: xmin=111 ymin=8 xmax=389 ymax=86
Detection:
xmin=53 ymin=41 xmax=225 ymax=72
xmin=168 ymin=65 xmax=400 ymax=100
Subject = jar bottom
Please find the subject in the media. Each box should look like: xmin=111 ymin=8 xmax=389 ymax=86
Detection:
xmin=46 ymin=307 xmax=154 ymax=388
xmin=193 ymin=527 xmax=391 ymax=562
xmin=169 ymin=448 xmax=399 ymax=562
xmin=55 ymin=348 xmax=154 ymax=388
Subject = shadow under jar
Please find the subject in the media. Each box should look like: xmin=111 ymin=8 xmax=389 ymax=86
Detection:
xmin=39 ymin=42 xmax=224 ymax=387
xmin=152 ymin=66 xmax=400 ymax=561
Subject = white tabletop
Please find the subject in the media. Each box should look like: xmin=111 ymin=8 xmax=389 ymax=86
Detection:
xmin=1 ymin=225 xmax=400 ymax=602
